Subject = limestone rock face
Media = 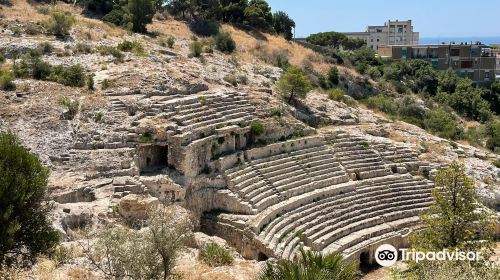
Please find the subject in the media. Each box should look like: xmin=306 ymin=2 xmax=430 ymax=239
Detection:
xmin=118 ymin=194 xmax=160 ymax=219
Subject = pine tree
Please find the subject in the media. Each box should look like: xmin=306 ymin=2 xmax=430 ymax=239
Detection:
xmin=410 ymin=161 xmax=495 ymax=253
xmin=0 ymin=132 xmax=59 ymax=267
xmin=276 ymin=66 xmax=311 ymax=104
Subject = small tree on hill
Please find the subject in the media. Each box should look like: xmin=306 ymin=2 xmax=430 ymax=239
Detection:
xmin=411 ymin=161 xmax=495 ymax=253
xmin=46 ymin=10 xmax=75 ymax=37
xmin=327 ymin=66 xmax=339 ymax=86
xmin=124 ymin=0 xmax=155 ymax=33
xmin=214 ymin=30 xmax=236 ymax=53
xmin=83 ymin=206 xmax=193 ymax=280
xmin=272 ymin=11 xmax=295 ymax=40
xmin=276 ymin=66 xmax=311 ymax=104
xmin=244 ymin=0 xmax=273 ymax=30
xmin=0 ymin=132 xmax=59 ymax=267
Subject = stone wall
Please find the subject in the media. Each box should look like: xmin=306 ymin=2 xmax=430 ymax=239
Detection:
xmin=245 ymin=136 xmax=324 ymax=161
xmin=201 ymin=214 xmax=273 ymax=260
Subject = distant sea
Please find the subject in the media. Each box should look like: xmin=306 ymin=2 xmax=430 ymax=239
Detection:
xmin=420 ymin=37 xmax=500 ymax=46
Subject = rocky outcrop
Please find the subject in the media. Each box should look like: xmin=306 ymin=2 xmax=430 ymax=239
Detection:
xmin=118 ymin=194 xmax=160 ymax=220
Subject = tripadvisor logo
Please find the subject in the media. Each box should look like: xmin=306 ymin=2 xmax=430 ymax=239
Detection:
xmin=374 ymin=244 xmax=483 ymax=267
xmin=375 ymin=244 xmax=398 ymax=267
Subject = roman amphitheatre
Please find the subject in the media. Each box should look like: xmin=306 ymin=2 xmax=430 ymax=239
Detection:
xmin=0 ymin=1 xmax=499 ymax=279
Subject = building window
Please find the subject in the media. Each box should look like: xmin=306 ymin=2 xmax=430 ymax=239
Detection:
xmin=461 ymin=60 xmax=473 ymax=68
xmin=377 ymin=38 xmax=380 ymax=42
xmin=450 ymin=49 xmax=460 ymax=56
xmin=429 ymin=48 xmax=438 ymax=58
xmin=371 ymin=39 xmax=373 ymax=42
xmin=485 ymin=72 xmax=490 ymax=79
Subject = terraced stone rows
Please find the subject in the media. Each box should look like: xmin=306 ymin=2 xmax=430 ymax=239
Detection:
xmin=329 ymin=134 xmax=391 ymax=179
xmin=372 ymin=143 xmax=422 ymax=171
xmin=225 ymin=144 xmax=350 ymax=212
xmin=143 ymin=93 xmax=257 ymax=134
xmin=255 ymin=174 xmax=432 ymax=259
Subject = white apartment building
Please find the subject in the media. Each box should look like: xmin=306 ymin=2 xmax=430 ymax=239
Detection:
xmin=343 ymin=20 xmax=419 ymax=51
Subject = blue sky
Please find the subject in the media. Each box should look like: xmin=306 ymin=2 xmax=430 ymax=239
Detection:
xmin=266 ymin=0 xmax=500 ymax=38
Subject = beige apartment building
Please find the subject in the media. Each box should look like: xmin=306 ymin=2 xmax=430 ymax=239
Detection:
xmin=343 ymin=20 xmax=419 ymax=51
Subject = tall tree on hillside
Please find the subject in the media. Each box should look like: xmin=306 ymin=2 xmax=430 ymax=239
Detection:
xmin=123 ymin=0 xmax=155 ymax=33
xmin=188 ymin=0 xmax=222 ymax=20
xmin=272 ymin=11 xmax=295 ymax=40
xmin=0 ymin=132 xmax=59 ymax=267
xmin=165 ymin=0 xmax=191 ymax=18
xmin=243 ymin=0 xmax=272 ymax=30
xmin=411 ymin=161 xmax=495 ymax=252
xmin=438 ymin=67 xmax=460 ymax=93
xmin=276 ymin=66 xmax=311 ymax=104
xmin=220 ymin=0 xmax=248 ymax=23
xmin=341 ymin=38 xmax=366 ymax=50
xmin=484 ymin=81 xmax=500 ymax=114
xmin=306 ymin=31 xmax=347 ymax=49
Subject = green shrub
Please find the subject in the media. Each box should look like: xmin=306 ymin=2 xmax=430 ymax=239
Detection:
xmin=327 ymin=66 xmax=339 ymax=86
xmin=32 ymin=58 xmax=52 ymax=80
xmin=258 ymin=248 xmax=357 ymax=280
xmin=327 ymin=88 xmax=357 ymax=107
xmin=447 ymin=79 xmax=493 ymax=122
xmin=25 ymin=23 xmax=42 ymax=35
xmin=46 ymin=10 xmax=75 ymax=37
xmin=101 ymin=79 xmax=113 ymax=90
xmin=258 ymin=50 xmax=290 ymax=69
xmin=464 ymin=125 xmax=486 ymax=147
xmin=52 ymin=64 xmax=85 ymax=87
xmin=493 ymin=159 xmax=500 ymax=168
xmin=13 ymin=55 xmax=85 ymax=87
xmin=96 ymin=46 xmax=124 ymax=62
xmin=354 ymin=62 xmax=368 ymax=74
xmin=84 ymin=208 xmax=193 ymax=280
xmin=117 ymin=40 xmax=147 ymax=56
xmin=138 ymin=132 xmax=153 ymax=143
xmin=0 ymin=53 xmax=5 ymax=64
xmin=396 ymin=95 xmax=426 ymax=121
xmin=198 ymin=243 xmax=233 ymax=267
xmin=269 ymin=107 xmax=283 ymax=118
xmin=50 ymin=245 xmax=75 ymax=267
xmin=214 ymin=31 xmax=236 ymax=53
xmin=423 ymin=108 xmax=463 ymax=140
xmin=328 ymin=88 xmax=344 ymax=101
xmin=0 ymin=70 xmax=15 ymax=90
xmin=87 ymin=74 xmax=95 ymax=90
xmin=190 ymin=41 xmax=203 ymax=58
xmin=365 ymin=95 xmax=397 ymax=115
xmin=485 ymin=121 xmax=500 ymax=152
xmin=58 ymin=97 xmax=79 ymax=120
xmin=250 ymin=121 xmax=265 ymax=137
xmin=37 ymin=41 xmax=53 ymax=54
xmin=366 ymin=65 xmax=382 ymax=80
xmin=223 ymin=74 xmax=238 ymax=87
xmin=36 ymin=5 xmax=53 ymax=15
xmin=190 ymin=19 xmax=220 ymax=36
xmin=74 ymin=43 xmax=94 ymax=54
xmin=0 ymin=132 xmax=59 ymax=266
xmin=167 ymin=37 xmax=175 ymax=48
